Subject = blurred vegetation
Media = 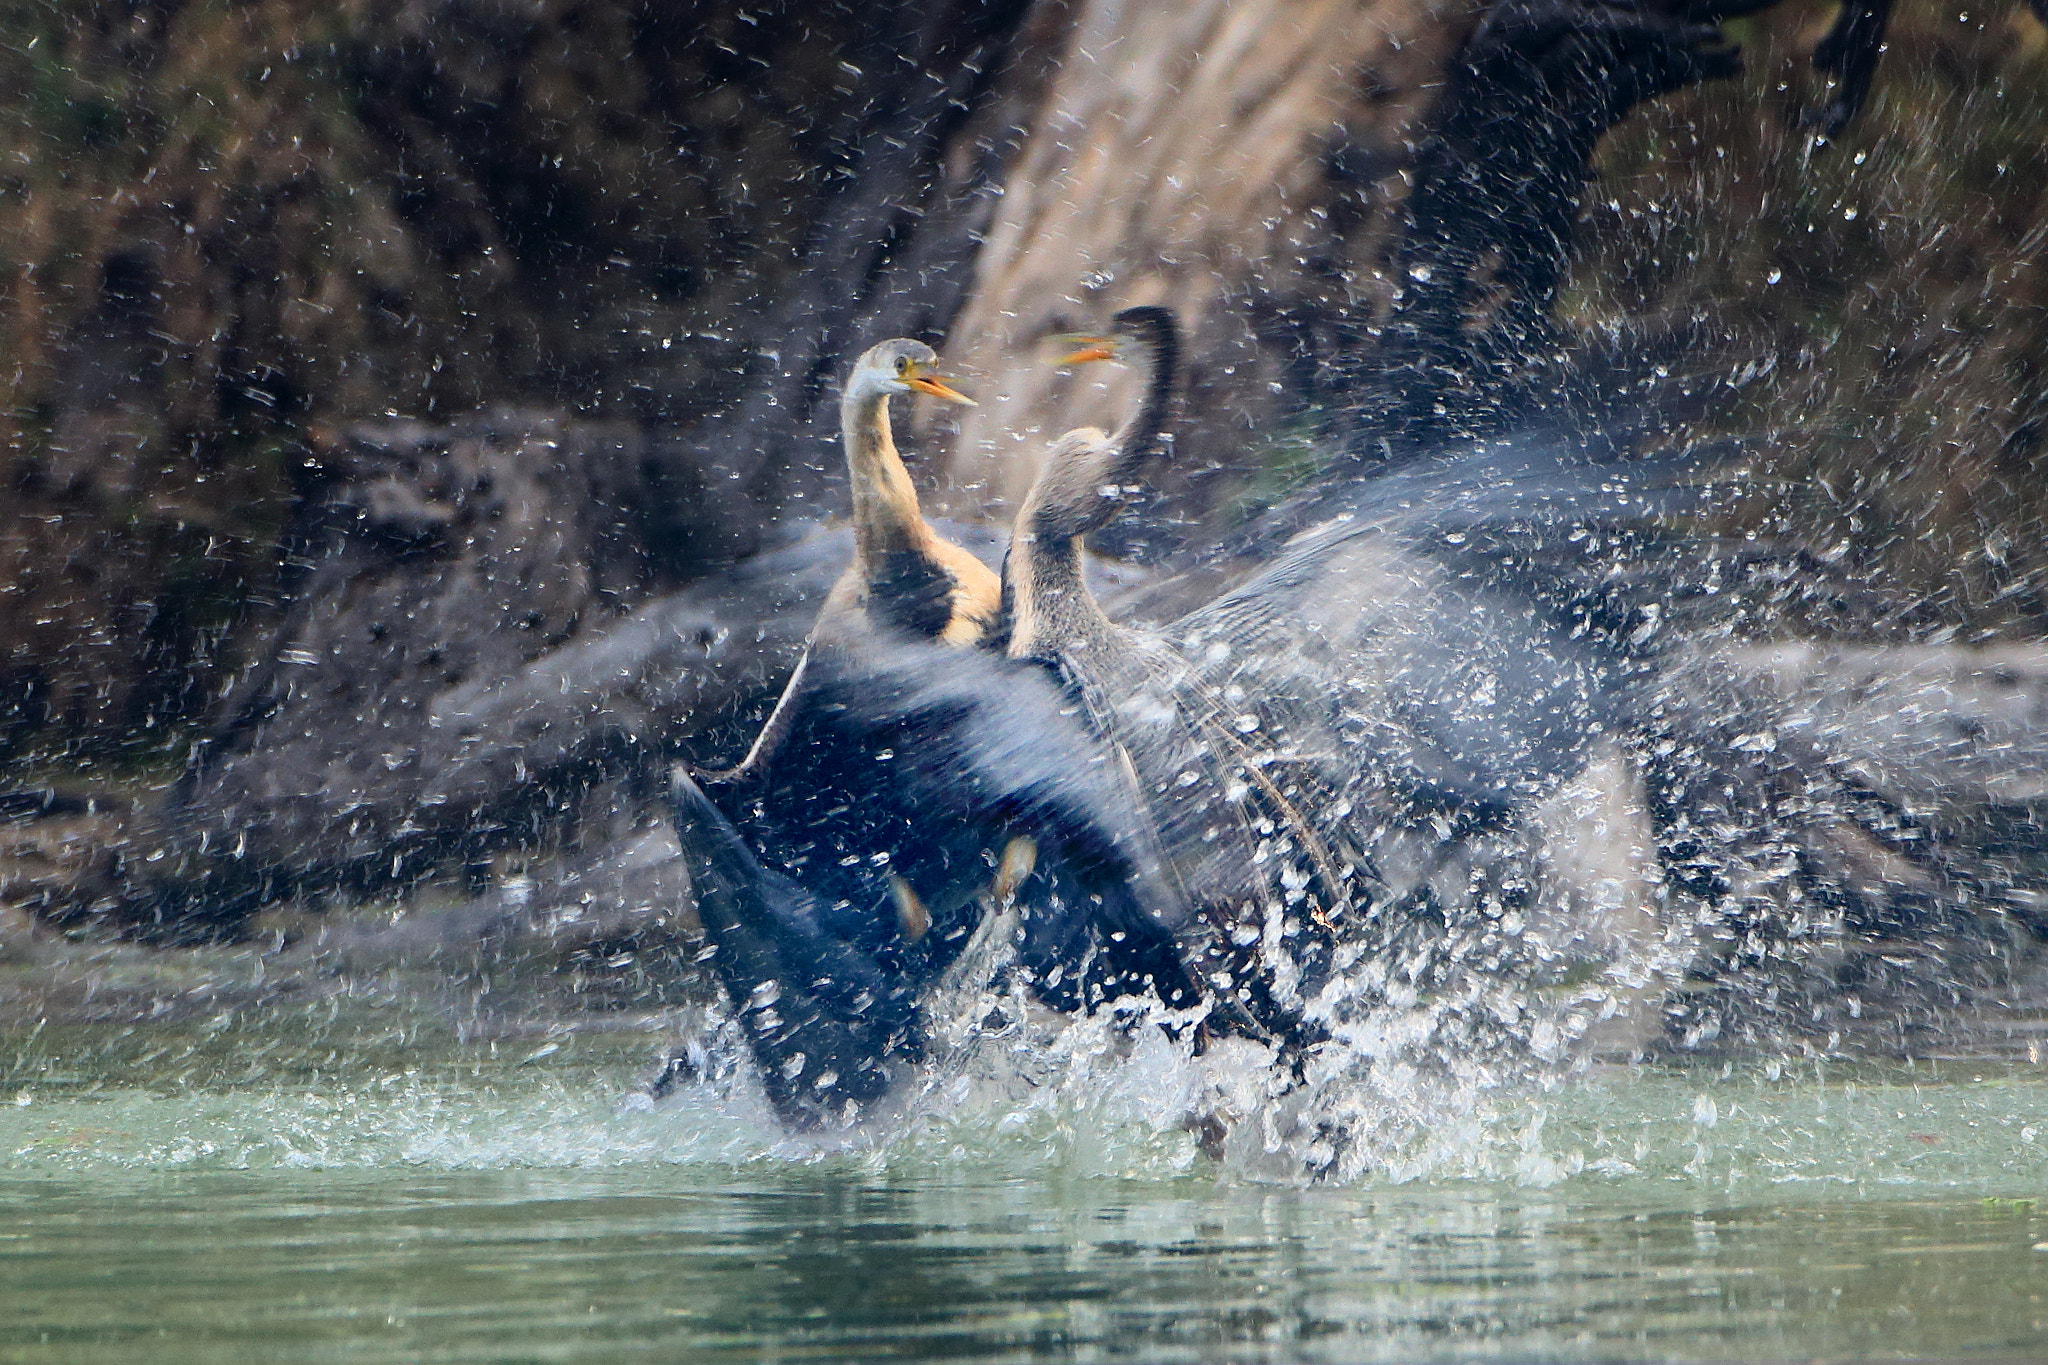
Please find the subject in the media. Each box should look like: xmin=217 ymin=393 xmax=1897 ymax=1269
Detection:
xmin=1570 ymin=0 xmax=2048 ymax=639
xmin=0 ymin=0 xmax=963 ymax=774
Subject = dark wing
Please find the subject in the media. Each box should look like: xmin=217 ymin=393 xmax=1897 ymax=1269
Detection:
xmin=1173 ymin=435 xmax=1760 ymax=811
xmin=784 ymin=637 xmax=1203 ymax=1006
xmin=699 ymin=636 xmax=1206 ymax=1036
xmin=668 ymin=770 xmax=919 ymax=1129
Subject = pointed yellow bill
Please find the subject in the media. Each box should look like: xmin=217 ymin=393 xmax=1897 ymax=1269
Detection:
xmin=905 ymin=367 xmax=976 ymax=406
xmin=1054 ymin=335 xmax=1116 ymax=367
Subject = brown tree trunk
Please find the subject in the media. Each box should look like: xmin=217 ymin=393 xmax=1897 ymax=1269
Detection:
xmin=934 ymin=0 xmax=1471 ymax=520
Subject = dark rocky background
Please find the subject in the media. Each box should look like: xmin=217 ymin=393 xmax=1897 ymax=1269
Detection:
xmin=0 ymin=0 xmax=2045 ymax=1053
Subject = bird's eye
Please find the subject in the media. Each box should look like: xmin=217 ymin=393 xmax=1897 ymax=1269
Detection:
xmin=895 ymin=356 xmax=911 ymax=376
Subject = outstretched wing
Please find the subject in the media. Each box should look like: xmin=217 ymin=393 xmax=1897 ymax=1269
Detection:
xmin=668 ymin=770 xmax=919 ymax=1129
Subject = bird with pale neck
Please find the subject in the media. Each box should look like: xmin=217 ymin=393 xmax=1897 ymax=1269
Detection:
xmin=704 ymin=337 xmax=996 ymax=785
xmin=824 ymin=337 xmax=999 ymax=647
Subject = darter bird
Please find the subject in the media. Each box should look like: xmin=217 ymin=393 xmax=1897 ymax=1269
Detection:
xmin=664 ymin=336 xmax=1197 ymax=1126
xmin=704 ymin=337 xmax=996 ymax=785
xmin=689 ymin=336 xmax=1010 ymax=949
xmin=999 ymin=307 xmax=2025 ymax=1077
xmin=822 ymin=337 xmax=998 ymax=647
xmin=668 ymin=315 xmax=2028 ymax=1138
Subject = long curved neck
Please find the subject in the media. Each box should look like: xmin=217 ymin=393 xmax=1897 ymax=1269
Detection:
xmin=1005 ymin=317 xmax=1177 ymax=661
xmin=1008 ymin=429 xmax=1129 ymax=660
xmin=1104 ymin=319 xmax=1176 ymax=494
xmin=841 ymin=385 xmax=935 ymax=568
xmin=1032 ymin=331 xmax=1176 ymax=545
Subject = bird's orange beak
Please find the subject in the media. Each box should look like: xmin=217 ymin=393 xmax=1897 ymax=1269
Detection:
xmin=905 ymin=368 xmax=977 ymax=406
xmin=1056 ymin=335 xmax=1116 ymax=366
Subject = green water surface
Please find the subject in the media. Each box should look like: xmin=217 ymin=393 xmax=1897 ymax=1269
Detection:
xmin=2 ymin=1002 xmax=2046 ymax=1363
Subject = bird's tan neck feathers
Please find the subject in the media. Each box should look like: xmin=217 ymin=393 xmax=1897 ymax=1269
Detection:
xmin=844 ymin=390 xmax=938 ymax=566
xmin=839 ymin=387 xmax=999 ymax=644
